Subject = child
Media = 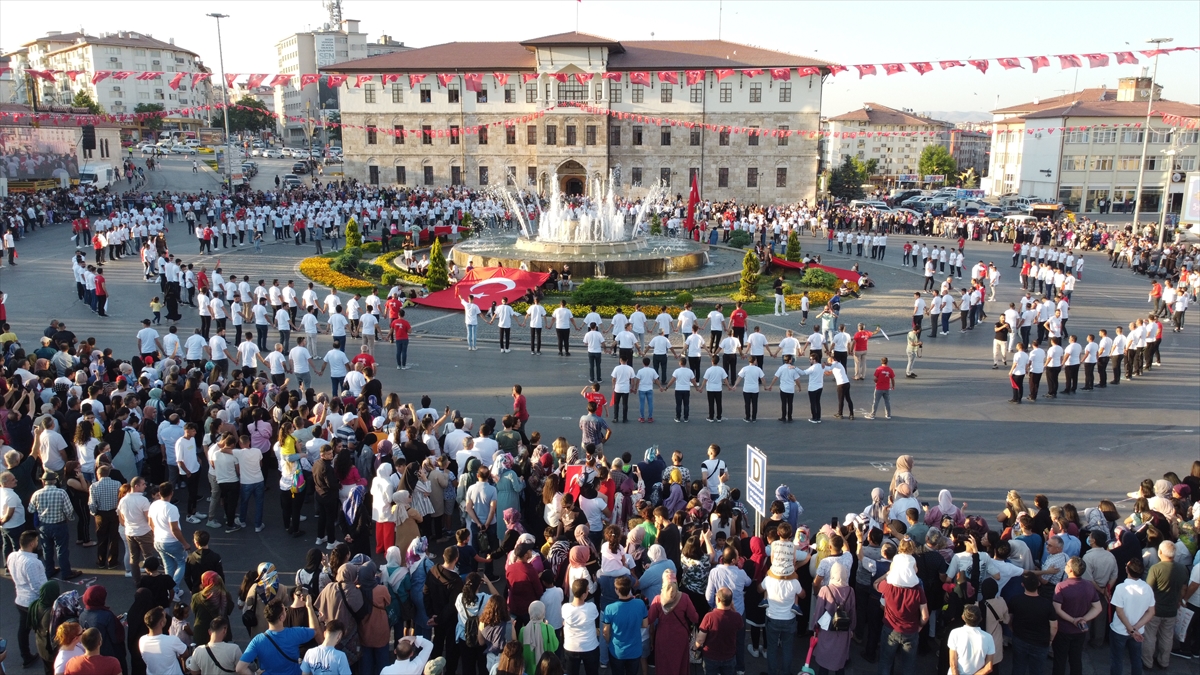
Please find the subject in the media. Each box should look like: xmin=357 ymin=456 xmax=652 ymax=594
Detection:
xmin=598 ymin=525 xmax=633 ymax=577
xmin=761 ymin=522 xmax=804 ymax=616
xmin=150 ymin=296 xmax=163 ymax=324
xmin=183 ymin=530 xmax=224 ymax=594
xmin=539 ymin=569 xmax=565 ymax=645
xmin=454 ymin=527 xmax=491 ymax=579
xmin=170 ymin=602 xmax=193 ymax=641
xmin=138 ymin=556 xmax=178 ymax=609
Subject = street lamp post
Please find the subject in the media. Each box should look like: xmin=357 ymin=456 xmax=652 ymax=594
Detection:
xmin=207 ymin=12 xmax=234 ymax=192
xmin=1130 ymin=37 xmax=1172 ymax=237
xmin=1156 ymin=137 xmax=1190 ymax=246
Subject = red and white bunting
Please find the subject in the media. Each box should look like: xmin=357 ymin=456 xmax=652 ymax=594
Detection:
xmin=658 ymin=70 xmax=679 ymax=85
xmin=408 ymin=73 xmax=427 ymax=88
xmin=770 ymin=67 xmax=792 ymax=80
xmin=168 ymin=73 xmax=186 ymax=90
xmin=354 ymin=74 xmax=374 ymax=88
xmin=493 ymin=72 xmax=509 ymax=86
xmin=713 ymin=68 xmax=735 ymax=81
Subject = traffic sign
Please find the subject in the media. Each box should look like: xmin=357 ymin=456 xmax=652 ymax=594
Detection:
xmin=746 ymin=444 xmax=768 ymax=515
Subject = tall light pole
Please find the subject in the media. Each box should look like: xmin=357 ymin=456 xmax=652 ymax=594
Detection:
xmin=1130 ymin=37 xmax=1172 ymax=235
xmin=208 ymin=12 xmax=234 ymax=191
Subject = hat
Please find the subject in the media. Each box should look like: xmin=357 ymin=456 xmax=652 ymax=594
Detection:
xmin=842 ymin=512 xmax=864 ymax=528
xmin=42 ymin=470 xmax=59 ymax=481
xmin=372 ymin=416 xmax=386 ymax=430
xmin=116 ymin=376 xmax=127 ymax=383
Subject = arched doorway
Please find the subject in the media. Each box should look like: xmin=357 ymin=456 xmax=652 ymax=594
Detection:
xmin=556 ymin=160 xmax=587 ymax=196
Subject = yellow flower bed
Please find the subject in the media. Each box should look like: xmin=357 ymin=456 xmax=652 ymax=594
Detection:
xmin=299 ymin=256 xmax=375 ymax=294
xmin=373 ymin=253 xmax=427 ymax=287
xmin=785 ymin=290 xmax=834 ymax=310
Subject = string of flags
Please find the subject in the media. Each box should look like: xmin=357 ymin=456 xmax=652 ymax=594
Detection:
xmin=3 ymin=100 xmax=1194 ymax=138
xmin=2 ymin=45 xmax=1195 ymax=90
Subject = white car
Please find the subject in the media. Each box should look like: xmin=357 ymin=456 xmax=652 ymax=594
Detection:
xmin=137 ymin=143 xmax=157 ymax=153
xmin=170 ymin=144 xmax=197 ymax=155
xmin=280 ymin=148 xmax=295 ymax=158
xmin=292 ymin=150 xmax=310 ymax=160
xmin=263 ymin=148 xmax=284 ymax=159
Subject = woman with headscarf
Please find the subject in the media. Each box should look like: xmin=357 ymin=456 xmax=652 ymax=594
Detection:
xmin=640 ymin=545 xmax=675 ymax=604
xmin=979 ymin=578 xmax=1009 ymax=668
xmin=190 ymin=571 xmax=233 ymax=646
xmin=407 ymin=537 xmax=437 ymax=639
xmin=563 ymin=544 xmax=597 ymax=597
xmin=662 ymin=469 xmax=687 ymax=518
xmin=31 ymin=580 xmax=62 ymax=673
xmin=625 ymin=526 xmax=649 ymax=570
xmin=493 ymin=454 xmax=524 ymax=542
xmin=924 ymin=489 xmax=966 ymax=529
xmin=887 ymin=482 xmax=920 ymax=523
xmin=888 ymin=455 xmax=917 ymax=502
xmin=499 ymin=507 xmax=527 ymax=557
xmin=647 ymin=571 xmax=698 ymax=675
xmin=384 ymin=545 xmax=412 ymax=635
xmin=861 ymin=487 xmax=890 ymax=530
xmin=315 ymin=562 xmax=364 ymax=667
xmin=126 ymin=588 xmax=158 ymax=675
xmin=357 ymin=556 xmax=393 ymax=675
xmin=79 ymin=585 xmax=127 ymax=672
xmin=572 ymin=524 xmax=599 ymax=565
xmin=343 ymin=484 xmax=374 ymax=558
xmin=242 ymin=562 xmax=283 ymax=636
xmin=545 ymin=529 xmax=575 ymax=582
xmin=371 ymin=463 xmax=398 ymax=553
xmin=393 ymin=489 xmax=423 ymax=557
xmin=810 ymin=561 xmax=855 ymax=674
xmin=520 ymin=600 xmax=560 ymax=675
xmin=1149 ymin=479 xmax=1178 ymax=521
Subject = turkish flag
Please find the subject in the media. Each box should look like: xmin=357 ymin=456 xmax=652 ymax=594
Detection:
xmin=1140 ymin=49 xmax=1169 ymax=57
xmin=168 ymin=72 xmax=186 ymax=90
xmin=911 ymin=62 xmax=933 ymax=75
xmin=551 ymin=73 xmax=568 ymax=83
xmin=855 ymin=64 xmax=877 ymax=78
xmin=658 ymin=71 xmax=679 ymax=84
xmin=463 ymin=73 xmax=484 ymax=92
xmin=685 ymin=69 xmax=705 ymax=86
xmin=573 ymin=72 xmax=594 ymax=84
xmin=1028 ymin=56 xmax=1050 ymax=73
xmin=269 ymin=74 xmax=294 ymax=87
xmin=1057 ymin=55 xmax=1082 ymax=69
xmin=409 ymin=73 xmax=428 ymax=88
xmin=629 ymin=71 xmax=650 ymax=86
xmin=223 ymin=73 xmax=238 ymax=88
xmin=685 ymin=172 xmax=700 ymax=232
xmin=741 ymin=68 xmax=764 ymax=78
xmin=939 ymin=61 xmax=964 ymax=69
xmin=797 ymin=66 xmax=821 ymax=77
xmin=327 ymin=74 xmax=348 ymax=87
xmin=521 ymin=72 xmax=539 ymax=84
xmin=65 ymin=70 xmax=83 ymax=81
xmin=382 ymin=74 xmax=401 ymax=85
xmin=714 ymin=68 xmax=734 ymax=81
xmin=353 ymin=74 xmax=374 ymax=88
xmin=997 ymin=58 xmax=1022 ymax=70
xmin=413 ymin=267 xmax=551 ymax=311
xmin=136 ymin=71 xmax=163 ymax=81
xmin=92 ymin=71 xmax=112 ymax=85
xmin=300 ymin=73 xmax=321 ymax=87
xmin=968 ymin=60 xmax=989 ymax=74
xmin=1114 ymin=52 xmax=1139 ymax=65
xmin=826 ymin=65 xmax=847 ymax=76
xmin=192 ymin=72 xmax=212 ymax=88
xmin=1084 ymin=53 xmax=1110 ymax=68
xmin=492 ymin=72 xmax=509 ymax=85
xmin=245 ymin=74 xmax=268 ymax=88
xmin=601 ymin=71 xmax=622 ymax=82
xmin=111 ymin=71 xmax=134 ymax=80
xmin=770 ymin=67 xmax=792 ymax=80
xmin=882 ymin=63 xmax=905 ymax=75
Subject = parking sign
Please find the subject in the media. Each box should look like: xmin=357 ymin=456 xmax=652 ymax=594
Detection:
xmin=746 ymin=444 xmax=768 ymax=515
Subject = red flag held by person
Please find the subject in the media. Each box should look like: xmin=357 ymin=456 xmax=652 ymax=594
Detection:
xmin=686 ymin=173 xmax=700 ymax=233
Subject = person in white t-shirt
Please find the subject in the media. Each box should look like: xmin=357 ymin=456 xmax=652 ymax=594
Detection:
xmin=583 ymin=324 xmax=606 ymax=384
xmin=522 ymin=297 xmax=548 ymax=355
xmin=1109 ymin=558 xmax=1156 ymax=674
xmin=733 ymin=361 xmax=766 ymax=422
xmin=139 ymin=605 xmax=188 ymax=675
xmin=149 ymin=481 xmax=192 ymax=588
xmin=633 ymin=356 xmax=659 ymax=423
xmin=946 ymin=606 xmax=996 ymax=675
xmin=488 ymin=298 xmax=517 ymax=353
xmin=768 ymin=356 xmax=802 ymax=422
xmin=701 ymin=355 xmax=730 ymax=422
xmin=289 ymin=338 xmax=316 ymax=389
xmin=460 ymin=293 xmax=482 ymax=351
xmin=609 ymin=357 xmax=637 ymax=423
xmin=664 ymin=357 xmax=698 ymax=422
xmin=319 ymin=346 xmax=352 ymax=398
xmin=825 ymin=357 xmax=853 ymax=420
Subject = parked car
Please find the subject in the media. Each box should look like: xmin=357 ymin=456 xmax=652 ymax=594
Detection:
xmin=184 ymin=139 xmax=201 ymax=148
xmin=282 ymin=173 xmax=302 ymax=188
xmin=240 ymin=162 xmax=259 ymax=178
xmin=291 ymin=161 xmax=309 ymax=174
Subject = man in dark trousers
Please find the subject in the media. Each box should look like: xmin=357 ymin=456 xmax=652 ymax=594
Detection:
xmin=311 ymin=441 xmax=340 ymax=548
xmin=425 ymin=546 xmax=465 ymax=675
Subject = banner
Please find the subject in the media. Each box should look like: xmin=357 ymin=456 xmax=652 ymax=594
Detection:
xmin=410 ymin=267 xmax=550 ymax=311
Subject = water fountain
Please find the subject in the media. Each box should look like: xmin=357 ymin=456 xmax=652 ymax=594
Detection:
xmin=450 ymin=171 xmax=712 ymax=279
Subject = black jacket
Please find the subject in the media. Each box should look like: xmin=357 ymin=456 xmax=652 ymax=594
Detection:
xmin=424 ymin=563 xmax=464 ymax=625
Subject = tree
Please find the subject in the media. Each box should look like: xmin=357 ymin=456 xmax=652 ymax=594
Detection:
xmin=829 ymin=155 xmax=865 ymax=202
xmin=345 ymin=217 xmax=362 ymax=249
xmin=851 ymin=157 xmax=880 ymax=184
xmin=324 ymin=111 xmax=342 ymax=143
xmin=212 ymin=96 xmax=273 ymax=134
xmin=918 ymin=145 xmax=957 ymax=182
xmin=426 ymin=237 xmax=450 ymax=292
xmin=958 ymin=168 xmax=979 ymax=189
xmin=738 ymin=249 xmax=761 ymax=301
xmin=72 ymin=90 xmax=103 ymax=116
xmin=134 ymin=103 xmax=165 ymax=131
xmin=785 ymin=230 xmax=802 ymax=262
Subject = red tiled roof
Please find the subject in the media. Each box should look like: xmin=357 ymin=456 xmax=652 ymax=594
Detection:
xmin=610 ymin=40 xmax=828 ymax=69
xmin=519 ymin=32 xmax=622 ymax=50
xmin=1019 ymin=99 xmax=1200 ymax=119
xmin=827 ymin=103 xmax=952 ymax=126
xmin=992 ymin=88 xmax=1116 ymax=114
xmin=327 ymin=42 xmax=536 ymax=72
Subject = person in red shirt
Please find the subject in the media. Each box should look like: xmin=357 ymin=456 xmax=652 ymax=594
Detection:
xmin=505 ymin=542 xmax=543 ymax=623
xmin=729 ymin=301 xmax=748 ymax=343
xmin=389 ymin=308 xmax=412 ymax=369
xmin=512 ymin=384 xmax=529 ymax=428
xmin=695 ymin=587 xmax=744 ymax=669
xmin=850 ymin=322 xmax=881 ymax=380
xmin=93 ymin=267 xmax=109 ymax=317
xmin=384 ymin=295 xmax=403 ymax=322
xmin=865 ymin=356 xmax=896 ymax=420
xmin=63 ymin=627 xmax=123 ymax=675
xmin=350 ymin=344 xmax=377 ymax=370
xmin=582 ymin=382 xmax=607 ymax=418
xmin=873 ymin=554 xmax=928 ymax=672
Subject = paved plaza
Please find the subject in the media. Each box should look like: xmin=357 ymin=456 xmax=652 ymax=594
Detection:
xmin=0 ymin=157 xmax=1197 ymax=674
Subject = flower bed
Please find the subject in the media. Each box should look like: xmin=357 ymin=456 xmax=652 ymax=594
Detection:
xmin=299 ymin=256 xmax=376 ymax=294
xmin=373 ymin=253 xmax=428 ymax=287
xmin=784 ymin=290 xmax=835 ymax=310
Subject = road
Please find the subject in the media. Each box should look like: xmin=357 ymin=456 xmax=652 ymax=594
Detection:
xmin=0 ymin=157 xmax=1196 ymax=674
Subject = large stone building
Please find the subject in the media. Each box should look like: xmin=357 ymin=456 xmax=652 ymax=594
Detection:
xmin=323 ymin=32 xmax=828 ymax=203
xmin=986 ymin=77 xmax=1199 ymax=215
xmin=272 ymin=19 xmax=408 ymax=145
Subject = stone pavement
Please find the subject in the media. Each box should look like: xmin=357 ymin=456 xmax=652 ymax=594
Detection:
xmin=0 ymin=163 xmax=1196 ymax=674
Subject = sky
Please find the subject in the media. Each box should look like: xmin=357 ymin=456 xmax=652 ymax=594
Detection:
xmin=3 ymin=0 xmax=1198 ymax=116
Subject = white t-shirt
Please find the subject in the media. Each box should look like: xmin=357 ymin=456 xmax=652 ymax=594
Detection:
xmin=562 ymin=602 xmax=600 ymax=652
xmin=745 ymin=332 xmax=768 ymax=355
xmin=232 ymin=447 xmax=264 ymax=485
xmin=635 ymin=367 xmax=659 ymax=392
xmin=1109 ymin=578 xmax=1156 ymax=635
xmin=137 ymin=327 xmax=160 ymax=354
xmin=328 ymin=313 xmax=349 ymax=337
xmin=0 ymin=486 xmax=25 ymax=530
xmin=611 ymin=364 xmax=636 ymax=393
xmin=831 ymin=332 xmax=851 ymax=352
xmin=671 ymin=367 xmax=695 ymax=390
xmin=526 ymin=304 xmax=547 ymax=328
xmin=946 ymin=626 xmax=995 ymax=675
xmin=773 ymin=364 xmax=802 ymax=393
xmin=702 ymin=365 xmax=727 ymax=392
xmin=264 ymin=351 xmax=288 ymax=374
xmin=301 ymin=313 xmax=320 ymax=334
xmin=274 ymin=308 xmax=292 ymax=330
xmin=584 ymin=331 xmax=605 ymax=353
xmin=184 ymin=334 xmax=207 ymax=360
xmin=237 ymin=341 xmax=260 ymax=368
xmin=579 ymin=495 xmax=608 ymax=532
xmin=323 ymin=349 xmax=352 ymax=377
xmin=805 ymin=333 xmax=824 ymax=352
xmin=738 ymin=365 xmax=765 ymax=393
xmin=678 ymin=310 xmax=698 ymax=333
xmin=289 ymin=346 xmax=313 ymax=373
xmin=552 ymin=307 xmax=573 ymax=329
xmin=148 ymin=499 xmax=181 ymax=543
xmin=175 ymin=436 xmax=200 ymax=473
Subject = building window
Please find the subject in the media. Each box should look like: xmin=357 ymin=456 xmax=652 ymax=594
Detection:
xmin=749 ymin=83 xmax=762 ymax=103
xmin=777 ymin=125 xmax=789 ymax=146
xmin=776 ymin=167 xmax=787 ymax=187
xmin=595 ymin=83 xmax=603 ymax=101
xmin=689 ymin=167 xmax=700 ymax=185
xmin=631 ymin=85 xmax=644 ymax=103
xmin=719 ymin=129 xmax=730 ymax=146
xmin=526 ymin=83 xmax=537 ymax=103
xmin=448 ymin=86 xmax=460 ymax=103
xmin=1061 ymin=155 xmax=1086 ymax=171
xmin=392 ymin=84 xmax=403 ymax=103
xmin=393 ymin=125 xmax=404 ymax=144
xmin=1174 ymin=156 xmax=1197 ymax=171
xmin=718 ymin=167 xmax=729 ymax=187
xmin=660 ymin=168 xmax=671 ymax=187
xmin=748 ymin=126 xmax=759 ymax=146
xmin=395 ymin=166 xmax=406 ymax=184
xmin=1092 ymin=129 xmax=1116 ymax=144
xmin=451 ymin=166 xmax=462 ymax=185
xmin=660 ymin=127 xmax=671 ymax=146
xmin=527 ymin=166 xmax=537 ymax=186
xmin=478 ymin=166 xmax=489 ymax=185
xmin=423 ymin=166 xmax=434 ymax=185
xmin=1116 ymin=155 xmax=1139 ymax=170
xmin=690 ymin=86 xmax=703 ymax=103
xmin=366 ymin=125 xmax=377 ymax=144
xmin=545 ymin=125 xmax=557 ymax=145
xmin=632 ymin=126 xmax=643 ymax=146
xmin=557 ymin=82 xmax=586 ymax=102
xmin=690 ymin=129 xmax=701 ymax=146
xmin=527 ymin=125 xmax=537 ymax=144
xmin=505 ymin=85 xmax=516 ymax=103
xmin=420 ymin=85 xmax=431 ymax=103
xmin=566 ymin=125 xmax=577 ymax=146
xmin=719 ymin=83 xmax=732 ymax=103
xmin=609 ymin=83 xmax=622 ymax=103
xmin=450 ymin=125 xmax=460 ymax=145
xmin=546 ymin=84 xmax=552 ymax=101
xmin=506 ymin=126 xmax=517 ymax=145
xmin=778 ymin=82 xmax=791 ymax=102
xmin=476 ymin=86 xmax=488 ymax=103
xmin=506 ymin=167 xmax=516 ymax=186
xmin=586 ymin=125 xmax=597 ymax=145
xmin=660 ymin=84 xmax=673 ymax=103
xmin=1180 ymin=131 xmax=1200 ymax=144
xmin=422 ymin=125 xmax=432 ymax=144
xmin=368 ymin=166 xmax=379 ymax=185
xmin=1089 ymin=156 xmax=1113 ymax=171
xmin=1144 ymin=156 xmax=1161 ymax=171
xmin=1149 ymin=130 xmax=1172 ymax=144
xmin=364 ymin=84 xmax=376 ymax=103
xmin=1064 ymin=130 xmax=1088 ymax=144
xmin=1121 ymin=130 xmax=1143 ymax=144
xmin=747 ymin=168 xmax=758 ymax=188
xmin=478 ymin=126 xmax=488 ymax=145
xmin=631 ymin=167 xmax=643 ymax=186
xmin=1057 ymin=186 xmax=1083 ymax=211
xmin=609 ymin=126 xmax=621 ymax=146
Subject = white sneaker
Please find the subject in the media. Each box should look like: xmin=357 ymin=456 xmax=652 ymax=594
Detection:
xmin=315 ymin=536 xmax=327 ymax=545
xmin=124 ymin=570 xmax=133 ymax=578
xmin=255 ymin=524 xmax=266 ymax=533
xmin=326 ymin=542 xmax=337 ymax=550
xmin=299 ymin=515 xmax=307 ymax=521
xmin=186 ymin=515 xmax=203 ymax=524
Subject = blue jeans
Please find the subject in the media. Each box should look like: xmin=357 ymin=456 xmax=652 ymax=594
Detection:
xmin=360 ymin=644 xmax=391 ymax=675
xmin=766 ymin=616 xmax=796 ymax=675
xmin=395 ymin=339 xmax=409 ymax=367
xmin=331 ymin=376 xmax=344 ymax=398
xmin=638 ymin=390 xmax=653 ymax=419
xmin=156 ymin=538 xmax=187 ymax=587
xmin=1009 ymin=636 xmax=1049 ymax=675
xmin=878 ymin=629 xmax=918 ymax=675
xmin=39 ymin=521 xmax=72 ymax=575
xmin=466 ymin=324 xmax=477 ymax=348
xmin=704 ymin=657 xmax=736 ymax=675
xmin=1109 ymin=628 xmax=1143 ymax=675
xmin=828 ymin=239 xmax=834 ymax=251
xmin=238 ymin=481 xmax=265 ymax=528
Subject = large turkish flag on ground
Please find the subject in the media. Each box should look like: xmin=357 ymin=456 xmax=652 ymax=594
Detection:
xmin=412 ymin=267 xmax=550 ymax=310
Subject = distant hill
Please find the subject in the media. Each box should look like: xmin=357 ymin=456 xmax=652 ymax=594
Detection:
xmin=922 ymin=110 xmax=991 ymax=123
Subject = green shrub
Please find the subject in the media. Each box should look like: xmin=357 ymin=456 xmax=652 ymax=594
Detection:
xmin=361 ymin=241 xmax=381 ymax=254
xmin=675 ymin=291 xmax=694 ymax=305
xmin=426 ymin=238 xmax=450 ymax=292
xmin=801 ymin=268 xmax=839 ymax=289
xmin=381 ymin=272 xmax=400 ymax=286
xmin=345 ymin=217 xmax=362 ymax=249
xmin=650 ymin=213 xmax=663 ymax=236
xmin=739 ymin=250 xmax=761 ymax=301
xmin=727 ymin=230 xmax=752 ymax=248
xmin=357 ymin=263 xmax=384 ymax=278
xmin=781 ymin=283 xmax=793 ymax=295
xmin=572 ymin=278 xmax=634 ymax=306
xmin=330 ymin=247 xmax=363 ymax=276
xmin=785 ymin=231 xmax=802 ymax=262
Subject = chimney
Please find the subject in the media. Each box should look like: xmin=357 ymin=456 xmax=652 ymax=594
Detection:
xmin=47 ymin=31 xmax=62 ymax=37
xmin=169 ymin=37 xmax=175 ymax=45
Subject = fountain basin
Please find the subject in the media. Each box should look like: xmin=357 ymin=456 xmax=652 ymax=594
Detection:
xmin=452 ymin=233 xmax=709 ymax=278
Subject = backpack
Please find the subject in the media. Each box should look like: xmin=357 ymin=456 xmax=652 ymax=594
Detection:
xmin=337 ymin=582 xmax=373 ymax=624
xmin=829 ymin=596 xmax=852 ymax=632
xmin=461 ymin=600 xmax=483 ymax=646
xmin=385 ymin=574 xmax=411 ymax=627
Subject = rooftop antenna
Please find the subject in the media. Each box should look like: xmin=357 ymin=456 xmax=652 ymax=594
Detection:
xmin=324 ymin=0 xmax=343 ymax=25
xmin=718 ymin=0 xmax=723 ymax=40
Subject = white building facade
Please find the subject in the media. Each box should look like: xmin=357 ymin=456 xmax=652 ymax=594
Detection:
xmin=326 ymin=32 xmax=827 ymax=204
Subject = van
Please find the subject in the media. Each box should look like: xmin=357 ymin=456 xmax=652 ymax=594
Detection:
xmin=184 ymin=139 xmax=201 ymax=148
xmin=79 ymin=163 xmax=115 ymax=189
